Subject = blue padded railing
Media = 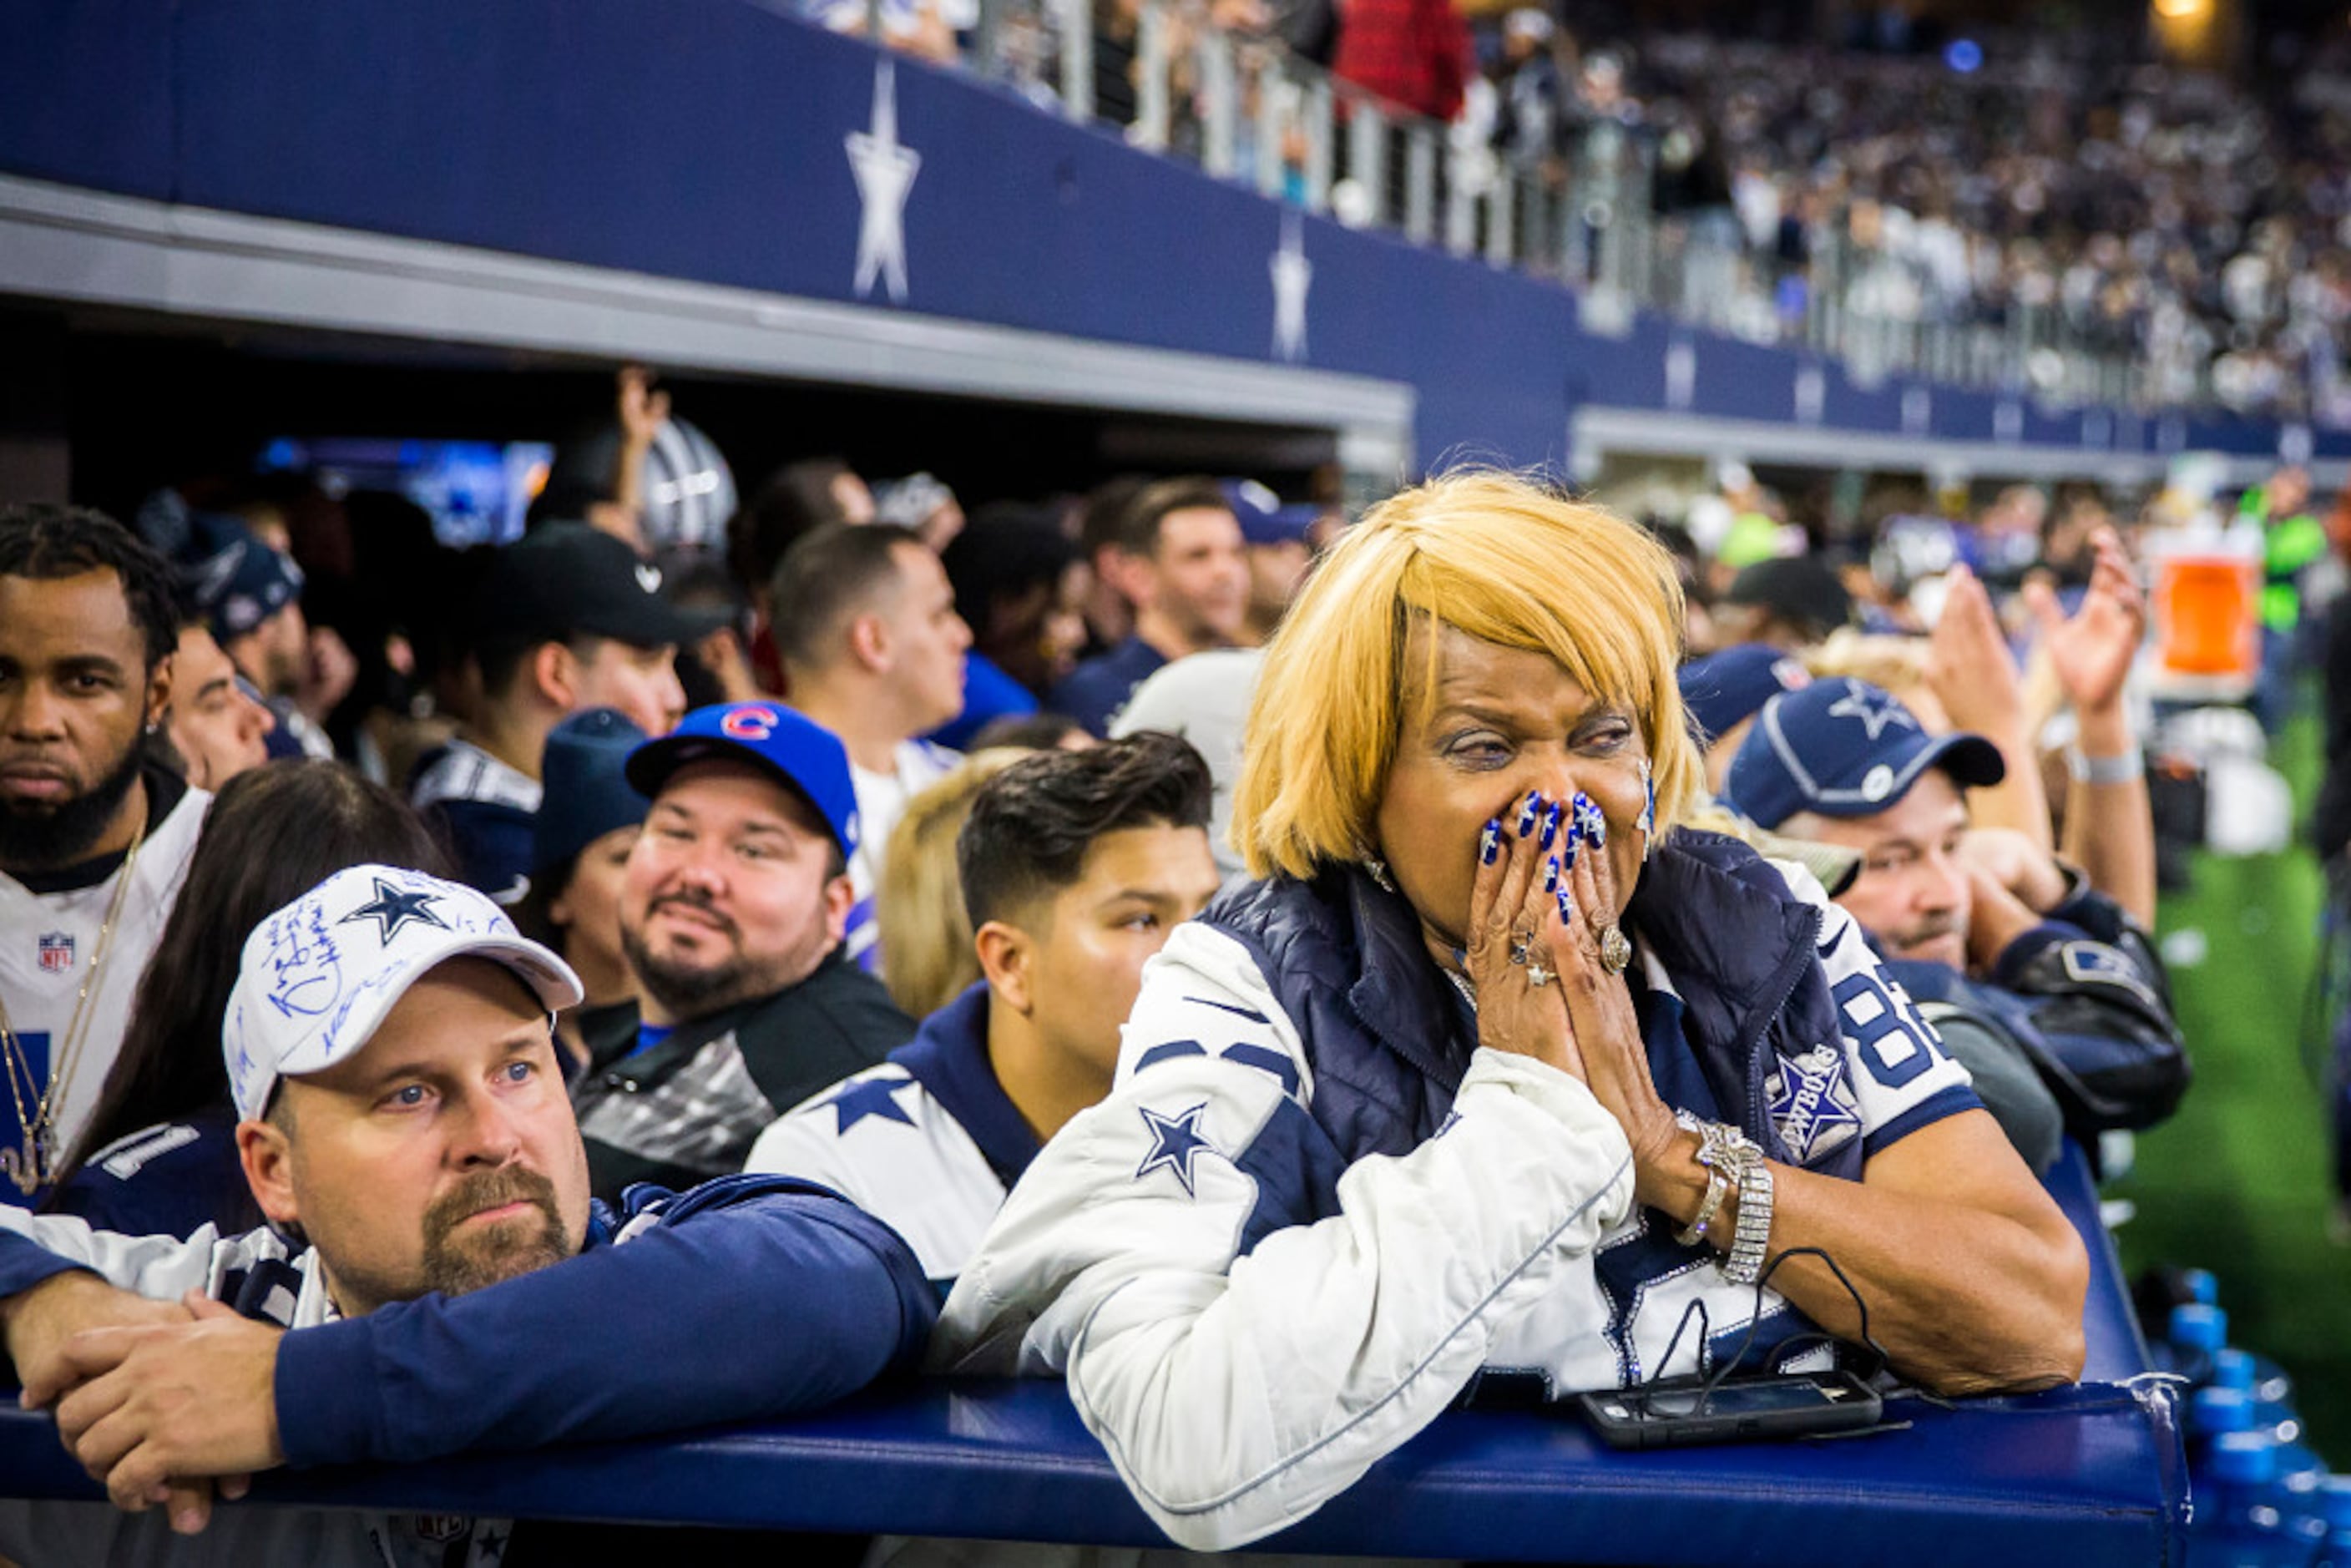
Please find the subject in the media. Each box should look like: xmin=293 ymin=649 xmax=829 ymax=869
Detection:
xmin=0 ymin=1145 xmax=2188 ymax=1565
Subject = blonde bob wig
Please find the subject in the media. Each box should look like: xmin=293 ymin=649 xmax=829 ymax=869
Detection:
xmin=1233 ymin=471 xmax=1702 ymax=881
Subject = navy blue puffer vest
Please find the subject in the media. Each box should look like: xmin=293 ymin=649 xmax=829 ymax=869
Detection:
xmin=1201 ymin=830 xmax=1868 ymax=1181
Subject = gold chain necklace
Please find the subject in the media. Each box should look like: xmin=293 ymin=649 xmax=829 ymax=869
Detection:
xmin=0 ymin=817 xmax=148 ymax=1196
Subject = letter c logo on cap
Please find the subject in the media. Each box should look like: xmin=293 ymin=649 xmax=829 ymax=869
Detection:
xmin=721 ymin=706 xmax=779 ymax=742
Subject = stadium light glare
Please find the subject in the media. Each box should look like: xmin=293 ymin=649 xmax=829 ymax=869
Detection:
xmin=2152 ymin=0 xmax=2207 ymax=18
xmin=1944 ymin=38 xmax=1984 ymax=72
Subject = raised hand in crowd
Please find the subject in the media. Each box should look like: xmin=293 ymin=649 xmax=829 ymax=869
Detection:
xmin=1926 ymin=563 xmax=2054 ymax=852
xmin=2025 ymin=526 xmax=2156 ymax=928
xmin=2025 ymin=527 xmax=2145 ymax=720
xmin=603 ymin=364 xmax=672 ymax=555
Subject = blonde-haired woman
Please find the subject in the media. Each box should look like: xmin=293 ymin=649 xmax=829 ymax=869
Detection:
xmin=936 ymin=473 xmax=2088 ymax=1552
xmin=877 ymin=749 xmax=1032 ymax=1019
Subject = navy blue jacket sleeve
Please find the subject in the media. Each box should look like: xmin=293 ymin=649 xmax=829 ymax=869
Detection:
xmin=0 ymin=1229 xmax=88 ymax=1303
xmin=271 ymin=1175 xmax=936 ymax=1467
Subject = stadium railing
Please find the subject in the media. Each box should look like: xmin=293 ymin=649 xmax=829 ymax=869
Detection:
xmin=0 ymin=1145 xmax=2190 ymax=1564
xmin=939 ymin=0 xmax=2223 ymax=422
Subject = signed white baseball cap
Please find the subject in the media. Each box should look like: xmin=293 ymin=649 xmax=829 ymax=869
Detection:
xmin=224 ymin=864 xmax=584 ymax=1121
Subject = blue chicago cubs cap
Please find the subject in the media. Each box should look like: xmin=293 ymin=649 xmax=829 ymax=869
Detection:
xmin=1722 ymin=676 xmax=2005 ymax=831
xmin=1677 ymin=644 xmax=1812 ymax=746
xmin=533 ymin=707 xmax=650 ymax=875
xmin=624 ymin=701 xmax=860 ymax=859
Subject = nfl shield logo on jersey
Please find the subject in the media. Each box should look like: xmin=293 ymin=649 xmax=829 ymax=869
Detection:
xmin=36 ymin=933 xmax=73 ymax=975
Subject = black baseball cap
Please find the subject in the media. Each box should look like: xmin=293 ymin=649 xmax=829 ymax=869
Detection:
xmin=1724 ymin=556 xmax=1854 ymax=640
xmin=473 ymin=524 xmax=726 ymax=650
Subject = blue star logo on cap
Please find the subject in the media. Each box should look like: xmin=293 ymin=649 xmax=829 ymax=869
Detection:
xmin=827 ymin=1075 xmax=917 ymax=1136
xmin=1135 ymin=1103 xmax=1215 ymax=1196
xmin=1825 ymin=685 xmax=1920 ymax=741
xmin=336 ymin=877 xmax=450 ymax=943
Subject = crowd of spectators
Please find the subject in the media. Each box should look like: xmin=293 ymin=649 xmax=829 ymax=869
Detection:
xmin=1461 ymin=18 xmax=2351 ymax=421
xmin=811 ymin=0 xmax=2351 ymax=423
xmin=0 ymin=357 xmax=2333 ymax=1554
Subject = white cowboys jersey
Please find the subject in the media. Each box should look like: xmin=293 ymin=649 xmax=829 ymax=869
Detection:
xmin=744 ymin=984 xmax=1033 ymax=1285
xmin=0 ymin=785 xmax=208 ymax=1199
xmin=748 ymin=1063 xmax=1005 ymax=1284
xmin=933 ymin=862 xmax=1979 ymax=1551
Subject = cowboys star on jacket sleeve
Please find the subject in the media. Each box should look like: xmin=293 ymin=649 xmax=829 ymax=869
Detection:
xmin=932 ymin=923 xmax=1637 ymax=1552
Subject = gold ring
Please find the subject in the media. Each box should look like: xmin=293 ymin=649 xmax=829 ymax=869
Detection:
xmin=1598 ymin=924 xmax=1632 ymax=975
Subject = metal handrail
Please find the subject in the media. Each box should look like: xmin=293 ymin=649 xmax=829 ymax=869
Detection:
xmin=951 ymin=0 xmax=2294 ymax=423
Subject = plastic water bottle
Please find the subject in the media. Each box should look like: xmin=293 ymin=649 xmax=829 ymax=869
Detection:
xmin=2190 ymin=1432 xmax=2298 ymax=1568
xmin=2274 ymin=1444 xmax=2332 ymax=1559
xmin=2168 ymin=1303 xmax=2230 ymax=1388
xmin=2211 ymin=1346 xmax=2327 ymax=1547
xmin=2191 ymin=1387 xmax=2257 ymax=1463
xmin=2312 ymin=1477 xmax=2351 ymax=1568
xmin=2182 ymin=1268 xmax=2221 ymax=1306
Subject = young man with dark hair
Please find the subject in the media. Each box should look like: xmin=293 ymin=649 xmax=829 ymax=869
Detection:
xmin=574 ymin=702 xmax=917 ymax=1197
xmin=0 ymin=505 xmax=210 ymax=1208
xmin=0 ymin=863 xmax=933 ymax=1562
xmin=768 ymin=523 xmax=972 ymax=971
xmin=158 ymin=616 xmax=276 ymax=794
xmin=411 ymin=524 xmax=712 ymax=899
xmin=746 ymin=731 xmax=1219 ymax=1284
xmin=1048 ymin=478 xmax=1249 ymax=736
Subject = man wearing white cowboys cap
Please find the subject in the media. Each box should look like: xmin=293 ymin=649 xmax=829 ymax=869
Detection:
xmin=0 ymin=863 xmax=933 ymax=1565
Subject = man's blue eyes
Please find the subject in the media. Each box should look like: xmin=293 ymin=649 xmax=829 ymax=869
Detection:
xmin=388 ymin=1062 xmax=533 ymax=1105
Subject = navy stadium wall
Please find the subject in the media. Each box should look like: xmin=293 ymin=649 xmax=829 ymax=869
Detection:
xmin=2 ymin=0 xmax=2342 ymax=482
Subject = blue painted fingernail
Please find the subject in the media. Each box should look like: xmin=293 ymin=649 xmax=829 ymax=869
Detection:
xmin=1540 ymin=800 xmax=1563 ymax=848
xmin=1515 ymin=792 xmax=1544 ymax=838
xmin=1545 ymin=855 xmax=1561 ymax=893
xmin=1561 ymin=831 xmax=1578 ymax=872
xmin=1558 ymin=887 xmax=1575 ymax=923
xmin=1480 ymin=819 xmax=1500 ymax=864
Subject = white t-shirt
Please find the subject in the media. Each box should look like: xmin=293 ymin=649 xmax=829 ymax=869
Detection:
xmin=846 ymin=739 xmax=962 ymax=973
xmin=0 ymin=781 xmax=208 ymax=1202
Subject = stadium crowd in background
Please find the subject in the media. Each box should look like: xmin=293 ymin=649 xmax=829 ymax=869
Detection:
xmin=811 ymin=0 xmax=2351 ymax=425
xmin=0 ymin=339 xmax=2341 ymax=1552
